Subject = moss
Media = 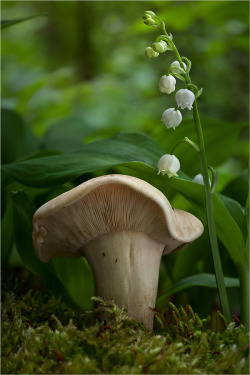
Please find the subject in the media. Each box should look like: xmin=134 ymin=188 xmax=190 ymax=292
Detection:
xmin=1 ymin=290 xmax=249 ymax=374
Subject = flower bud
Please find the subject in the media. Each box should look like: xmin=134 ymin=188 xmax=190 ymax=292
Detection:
xmin=159 ymin=75 xmax=176 ymax=94
xmin=175 ymin=89 xmax=195 ymax=110
xmin=145 ymin=11 xmax=156 ymax=17
xmin=152 ymin=41 xmax=168 ymax=53
xmin=193 ymin=174 xmax=204 ymax=185
xmin=143 ymin=14 xmax=152 ymax=20
xmin=157 ymin=154 xmax=180 ymax=178
xmin=171 ymin=60 xmax=187 ymax=74
xmin=145 ymin=47 xmax=159 ymax=58
xmin=144 ymin=18 xmax=155 ymax=26
xmin=193 ymin=174 xmax=211 ymax=186
xmin=161 ymin=108 xmax=182 ymax=130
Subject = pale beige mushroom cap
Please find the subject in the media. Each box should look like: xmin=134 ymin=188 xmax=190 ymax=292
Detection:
xmin=32 ymin=174 xmax=204 ymax=263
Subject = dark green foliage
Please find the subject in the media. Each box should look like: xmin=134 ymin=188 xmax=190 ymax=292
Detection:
xmin=2 ymin=132 xmax=164 ymax=188
xmin=2 ymin=131 xmax=246 ymax=319
xmin=156 ymin=273 xmax=240 ymax=306
xmin=151 ymin=118 xmax=248 ymax=178
xmin=1 ymin=14 xmax=47 ymax=30
xmin=11 ymin=189 xmax=94 ymax=310
xmin=2 ymin=288 xmax=249 ymax=374
xmin=1 ymin=108 xmax=40 ymax=165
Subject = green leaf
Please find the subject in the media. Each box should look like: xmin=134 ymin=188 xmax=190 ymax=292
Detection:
xmin=151 ymin=118 xmax=247 ymax=176
xmin=246 ymin=194 xmax=249 ymax=229
xmin=3 ymin=131 xmax=247 ymax=271
xmin=2 ymin=109 xmax=25 ymax=164
xmin=196 ymin=87 xmax=203 ymax=99
xmin=217 ymin=193 xmax=246 ymax=237
xmin=222 ymin=170 xmax=248 ymax=207
xmin=1 ymin=14 xmax=47 ymax=29
xmin=50 ymin=257 xmax=95 ymax=310
xmin=11 ymin=189 xmax=85 ymax=309
xmin=245 ymin=194 xmax=249 ymax=259
xmin=156 ymin=273 xmax=240 ymax=305
xmin=2 ymin=132 xmax=165 ymax=188
xmin=173 ymin=232 xmax=210 ymax=282
xmin=43 ymin=116 xmax=94 ymax=152
xmin=167 ymin=178 xmax=247 ymax=266
xmin=1 ymin=192 xmax=14 ymax=267
xmin=1 ymin=108 xmax=40 ymax=164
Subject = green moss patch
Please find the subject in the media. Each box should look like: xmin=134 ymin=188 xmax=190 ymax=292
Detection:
xmin=2 ymin=290 xmax=249 ymax=374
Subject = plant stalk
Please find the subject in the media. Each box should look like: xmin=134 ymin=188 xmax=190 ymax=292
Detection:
xmin=166 ymin=36 xmax=231 ymax=322
xmin=192 ymin=101 xmax=231 ymax=323
xmin=236 ymin=263 xmax=249 ymax=330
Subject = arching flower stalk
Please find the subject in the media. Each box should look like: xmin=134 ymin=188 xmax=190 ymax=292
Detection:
xmin=143 ymin=11 xmax=234 ymax=324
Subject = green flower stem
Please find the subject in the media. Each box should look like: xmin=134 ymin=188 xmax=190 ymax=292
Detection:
xmin=237 ymin=263 xmax=249 ymax=330
xmin=170 ymin=137 xmax=200 ymax=155
xmin=165 ymin=34 xmax=231 ymax=322
xmin=192 ymin=101 xmax=231 ymax=323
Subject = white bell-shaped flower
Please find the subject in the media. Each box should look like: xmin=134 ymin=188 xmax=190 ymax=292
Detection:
xmin=157 ymin=154 xmax=180 ymax=178
xmin=161 ymin=108 xmax=182 ymax=130
xmin=193 ymin=174 xmax=211 ymax=186
xmin=171 ymin=61 xmax=187 ymax=74
xmin=159 ymin=75 xmax=176 ymax=94
xmin=193 ymin=174 xmax=204 ymax=185
xmin=175 ymin=89 xmax=195 ymax=110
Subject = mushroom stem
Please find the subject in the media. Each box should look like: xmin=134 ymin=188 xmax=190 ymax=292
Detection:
xmin=83 ymin=230 xmax=165 ymax=331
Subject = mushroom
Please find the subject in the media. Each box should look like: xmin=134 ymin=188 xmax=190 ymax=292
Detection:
xmin=32 ymin=174 xmax=203 ymax=331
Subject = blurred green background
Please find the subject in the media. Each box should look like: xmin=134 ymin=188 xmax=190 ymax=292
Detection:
xmin=2 ymin=1 xmax=249 ymax=132
xmin=1 ymin=1 xmax=249 ymax=319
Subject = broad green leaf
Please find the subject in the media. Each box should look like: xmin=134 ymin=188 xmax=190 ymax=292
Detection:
xmin=173 ymin=233 xmax=211 ymax=282
xmin=245 ymin=194 xmax=249 ymax=259
xmin=43 ymin=116 xmax=94 ymax=152
xmin=11 ymin=190 xmax=61 ymax=280
xmin=1 ymin=192 xmax=14 ymax=267
xmin=151 ymin=118 xmax=247 ymax=176
xmin=213 ymin=194 xmax=247 ymax=264
xmin=167 ymin=178 xmax=247 ymax=266
xmin=222 ymin=170 xmax=248 ymax=206
xmin=246 ymin=194 xmax=249 ymax=231
xmin=217 ymin=193 xmax=246 ymax=238
xmin=21 ymin=149 xmax=63 ymax=161
xmin=2 ymin=109 xmax=25 ymax=164
xmin=1 ymin=108 xmax=40 ymax=164
xmin=3 ymin=131 xmax=247 ymax=272
xmin=1 ymin=14 xmax=47 ymax=29
xmin=156 ymin=273 xmax=240 ymax=305
xmin=2 ymin=132 xmax=166 ymax=188
xmin=12 ymin=188 xmax=94 ymax=309
xmin=11 ymin=190 xmax=86 ymax=309
xmin=51 ymin=257 xmax=95 ymax=310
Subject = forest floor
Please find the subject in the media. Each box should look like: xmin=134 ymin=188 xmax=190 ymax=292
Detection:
xmin=1 ymin=271 xmax=250 ymax=374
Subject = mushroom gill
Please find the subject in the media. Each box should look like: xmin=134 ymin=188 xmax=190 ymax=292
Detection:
xmin=32 ymin=174 xmax=204 ymax=330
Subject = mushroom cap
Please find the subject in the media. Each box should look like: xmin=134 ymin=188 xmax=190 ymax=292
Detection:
xmin=32 ymin=174 xmax=204 ymax=262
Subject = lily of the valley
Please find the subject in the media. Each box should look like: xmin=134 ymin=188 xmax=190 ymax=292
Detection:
xmin=171 ymin=60 xmax=187 ymax=74
xmin=152 ymin=41 xmax=168 ymax=53
xmin=157 ymin=154 xmax=180 ymax=178
xmin=161 ymin=108 xmax=182 ymax=130
xmin=143 ymin=11 xmax=156 ymax=26
xmin=159 ymin=75 xmax=176 ymax=94
xmin=175 ymin=89 xmax=195 ymax=110
xmin=193 ymin=174 xmax=211 ymax=186
xmin=145 ymin=47 xmax=159 ymax=58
